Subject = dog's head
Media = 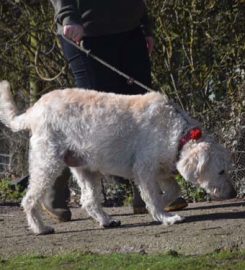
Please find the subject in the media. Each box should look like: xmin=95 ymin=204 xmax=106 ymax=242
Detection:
xmin=176 ymin=138 xmax=236 ymax=200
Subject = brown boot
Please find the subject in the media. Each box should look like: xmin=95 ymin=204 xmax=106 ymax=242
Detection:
xmin=42 ymin=168 xmax=72 ymax=222
xmin=133 ymin=195 xmax=188 ymax=214
xmin=131 ymin=182 xmax=188 ymax=213
xmin=164 ymin=197 xmax=188 ymax=212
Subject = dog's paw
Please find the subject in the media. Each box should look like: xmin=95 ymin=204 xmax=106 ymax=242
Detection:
xmin=36 ymin=226 xmax=55 ymax=235
xmin=162 ymin=214 xmax=185 ymax=226
xmin=103 ymin=219 xmax=121 ymax=228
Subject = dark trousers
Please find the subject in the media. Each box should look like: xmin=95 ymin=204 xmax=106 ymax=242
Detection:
xmin=59 ymin=27 xmax=151 ymax=93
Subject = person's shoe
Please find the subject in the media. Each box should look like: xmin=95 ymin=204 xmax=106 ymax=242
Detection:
xmin=164 ymin=197 xmax=188 ymax=212
xmin=133 ymin=197 xmax=188 ymax=214
xmin=41 ymin=168 xmax=72 ymax=222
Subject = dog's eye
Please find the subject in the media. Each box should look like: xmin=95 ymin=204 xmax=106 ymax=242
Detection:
xmin=218 ymin=170 xmax=225 ymax=175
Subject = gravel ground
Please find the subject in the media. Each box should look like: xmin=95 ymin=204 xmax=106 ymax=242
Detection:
xmin=0 ymin=199 xmax=244 ymax=258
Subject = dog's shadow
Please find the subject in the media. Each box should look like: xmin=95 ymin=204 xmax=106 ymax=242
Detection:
xmin=184 ymin=210 xmax=245 ymax=223
xmin=113 ymin=201 xmax=245 ymax=225
xmin=184 ymin=201 xmax=245 ymax=223
xmin=55 ymin=210 xmax=245 ymax=235
xmin=186 ymin=201 xmax=245 ymax=211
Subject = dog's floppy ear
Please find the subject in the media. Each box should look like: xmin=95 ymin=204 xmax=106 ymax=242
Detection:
xmin=176 ymin=142 xmax=210 ymax=183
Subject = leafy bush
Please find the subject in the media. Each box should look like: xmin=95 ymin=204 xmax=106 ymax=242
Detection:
xmin=176 ymin=175 xmax=208 ymax=202
xmin=0 ymin=0 xmax=244 ymax=200
xmin=0 ymin=179 xmax=25 ymax=203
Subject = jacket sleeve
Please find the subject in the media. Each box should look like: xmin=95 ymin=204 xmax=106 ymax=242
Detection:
xmin=49 ymin=0 xmax=81 ymax=26
xmin=140 ymin=1 xmax=153 ymax=36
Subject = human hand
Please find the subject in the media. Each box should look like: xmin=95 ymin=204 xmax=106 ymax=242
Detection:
xmin=63 ymin=24 xmax=84 ymax=44
xmin=145 ymin=36 xmax=154 ymax=55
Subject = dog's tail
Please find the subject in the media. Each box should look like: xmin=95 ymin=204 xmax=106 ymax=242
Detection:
xmin=0 ymin=81 xmax=29 ymax=132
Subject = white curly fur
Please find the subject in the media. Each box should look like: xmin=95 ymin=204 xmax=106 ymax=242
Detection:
xmin=0 ymin=81 xmax=236 ymax=235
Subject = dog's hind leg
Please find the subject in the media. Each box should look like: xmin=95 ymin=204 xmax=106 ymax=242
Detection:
xmin=71 ymin=167 xmax=121 ymax=228
xmin=21 ymin=138 xmax=64 ymax=235
xmin=134 ymin=166 xmax=184 ymax=226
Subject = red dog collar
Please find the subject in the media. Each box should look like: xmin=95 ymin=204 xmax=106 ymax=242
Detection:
xmin=178 ymin=128 xmax=202 ymax=151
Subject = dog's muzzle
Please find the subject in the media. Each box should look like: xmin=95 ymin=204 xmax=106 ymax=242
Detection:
xmin=211 ymin=186 xmax=237 ymax=201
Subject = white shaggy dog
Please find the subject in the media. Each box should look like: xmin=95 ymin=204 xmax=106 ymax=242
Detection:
xmin=0 ymin=81 xmax=236 ymax=235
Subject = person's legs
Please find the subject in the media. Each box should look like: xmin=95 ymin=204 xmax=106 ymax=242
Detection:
xmin=59 ymin=36 xmax=96 ymax=89
xmin=119 ymin=27 xmax=152 ymax=95
xmin=60 ymin=34 xmax=125 ymax=92
xmin=42 ymin=35 xmax=127 ymax=221
xmin=42 ymin=36 xmax=98 ymax=221
xmin=60 ymin=30 xmax=151 ymax=94
xmin=82 ymin=35 xmax=125 ymax=92
xmin=48 ymin=32 xmax=185 ymax=219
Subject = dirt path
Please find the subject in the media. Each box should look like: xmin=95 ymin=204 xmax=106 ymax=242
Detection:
xmin=0 ymin=199 xmax=244 ymax=258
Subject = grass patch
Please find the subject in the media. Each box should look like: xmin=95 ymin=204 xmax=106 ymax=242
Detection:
xmin=1 ymin=250 xmax=245 ymax=270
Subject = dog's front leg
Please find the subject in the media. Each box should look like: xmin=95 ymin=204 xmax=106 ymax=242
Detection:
xmin=71 ymin=168 xmax=121 ymax=228
xmin=134 ymin=167 xmax=184 ymax=226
